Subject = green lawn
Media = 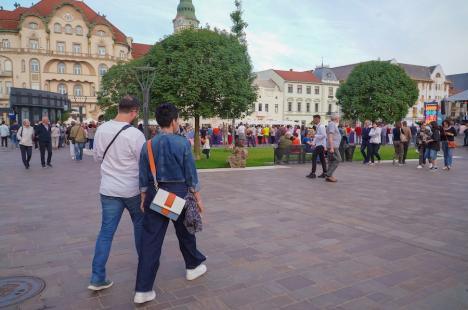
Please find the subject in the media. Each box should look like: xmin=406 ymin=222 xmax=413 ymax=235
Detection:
xmin=195 ymin=145 xmax=419 ymax=169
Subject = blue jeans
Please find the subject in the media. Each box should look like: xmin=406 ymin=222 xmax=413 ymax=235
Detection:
xmin=441 ymin=141 xmax=453 ymax=167
xmin=74 ymin=142 xmax=85 ymax=160
xmin=91 ymin=194 xmax=144 ymax=284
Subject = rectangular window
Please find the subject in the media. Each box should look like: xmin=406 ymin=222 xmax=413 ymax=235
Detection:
xmin=2 ymin=39 xmax=10 ymax=48
xmin=297 ymin=102 xmax=302 ymax=112
xmin=306 ymin=102 xmax=310 ymax=112
xmin=30 ymin=39 xmax=39 ymax=49
xmin=265 ymin=104 xmax=269 ymax=112
xmin=315 ymin=103 xmax=319 ymax=112
xmin=31 ymin=82 xmax=40 ymax=90
xmin=57 ymin=42 xmax=65 ymax=53
xmin=120 ymin=50 xmax=126 ymax=59
xmin=288 ymin=84 xmax=293 ymax=93
xmin=297 ymin=85 xmax=302 ymax=94
xmin=306 ymin=86 xmax=311 ymax=94
xmin=429 ymin=84 xmax=432 ymax=91
xmin=314 ymin=86 xmax=320 ymax=95
xmin=98 ymin=46 xmax=106 ymax=56
xmin=328 ymin=104 xmax=332 ymax=113
xmin=0 ymin=82 xmax=3 ymax=94
xmin=6 ymin=81 xmax=12 ymax=94
xmin=288 ymin=102 xmax=292 ymax=112
xmin=258 ymin=103 xmax=262 ymax=112
xmin=328 ymin=87 xmax=334 ymax=98
xmin=72 ymin=43 xmax=81 ymax=54
xmin=275 ymin=104 xmax=278 ymax=113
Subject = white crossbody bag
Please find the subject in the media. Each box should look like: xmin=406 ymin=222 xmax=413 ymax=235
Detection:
xmin=146 ymin=140 xmax=186 ymax=221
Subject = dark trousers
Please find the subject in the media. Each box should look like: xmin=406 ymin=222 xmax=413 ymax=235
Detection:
xmin=135 ymin=183 xmax=206 ymax=292
xmin=311 ymin=145 xmax=327 ymax=174
xmin=39 ymin=141 xmax=52 ymax=165
xmin=361 ymin=141 xmax=369 ymax=163
xmin=20 ymin=145 xmax=32 ymax=167
xmin=418 ymin=145 xmax=426 ymax=165
xmin=402 ymin=142 xmax=409 ymax=164
xmin=369 ymin=143 xmax=381 ymax=163
xmin=1 ymin=136 xmax=8 ymax=147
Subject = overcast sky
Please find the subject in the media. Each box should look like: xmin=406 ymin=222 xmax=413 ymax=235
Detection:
xmin=6 ymin=0 xmax=468 ymax=74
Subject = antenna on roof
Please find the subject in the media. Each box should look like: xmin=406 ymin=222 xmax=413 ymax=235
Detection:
xmin=321 ymin=57 xmax=324 ymax=68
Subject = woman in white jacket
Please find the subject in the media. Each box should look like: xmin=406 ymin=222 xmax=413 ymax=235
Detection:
xmin=17 ymin=119 xmax=35 ymax=169
xmin=51 ymin=124 xmax=61 ymax=149
xmin=369 ymin=122 xmax=382 ymax=165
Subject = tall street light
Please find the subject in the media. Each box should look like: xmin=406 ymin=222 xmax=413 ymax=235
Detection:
xmin=133 ymin=66 xmax=156 ymax=139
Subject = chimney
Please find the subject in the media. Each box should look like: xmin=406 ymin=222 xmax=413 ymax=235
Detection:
xmin=289 ymin=69 xmax=293 ymax=72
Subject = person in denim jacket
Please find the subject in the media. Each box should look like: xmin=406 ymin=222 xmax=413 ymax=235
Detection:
xmin=134 ymin=103 xmax=206 ymax=304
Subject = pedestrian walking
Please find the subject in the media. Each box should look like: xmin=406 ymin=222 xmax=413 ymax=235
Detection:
xmin=368 ymin=122 xmax=382 ymax=165
xmin=361 ymin=120 xmax=371 ymax=164
xmin=392 ymin=122 xmax=404 ymax=166
xmin=135 ymin=103 xmax=206 ymax=304
xmin=401 ymin=121 xmax=412 ymax=164
xmin=0 ymin=121 xmax=10 ymax=147
xmin=306 ymin=115 xmax=327 ymax=179
xmin=441 ymin=120 xmax=457 ymax=170
xmin=426 ymin=121 xmax=441 ymax=170
xmin=416 ymin=123 xmax=431 ymax=169
xmin=201 ymin=135 xmax=211 ymax=159
xmin=87 ymin=123 xmax=97 ymax=149
xmin=9 ymin=121 xmax=20 ymax=148
xmin=69 ymin=122 xmax=87 ymax=160
xmin=88 ymin=95 xmax=146 ymax=292
xmin=51 ymin=124 xmax=60 ymax=149
xmin=35 ymin=116 xmax=53 ymax=168
xmin=17 ymin=119 xmax=34 ymax=169
xmin=325 ymin=114 xmax=342 ymax=182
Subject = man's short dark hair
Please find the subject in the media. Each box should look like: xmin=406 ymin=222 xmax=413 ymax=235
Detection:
xmin=313 ymin=114 xmax=321 ymax=119
xmin=118 ymin=95 xmax=140 ymax=113
xmin=155 ymin=103 xmax=179 ymax=128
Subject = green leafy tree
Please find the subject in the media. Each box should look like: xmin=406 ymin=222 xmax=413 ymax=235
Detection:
xmin=144 ymin=28 xmax=256 ymax=159
xmin=336 ymin=61 xmax=419 ymax=123
xmin=97 ymin=60 xmax=142 ymax=120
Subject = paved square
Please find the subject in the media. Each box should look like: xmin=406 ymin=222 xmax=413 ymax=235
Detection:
xmin=1 ymin=147 xmax=467 ymax=309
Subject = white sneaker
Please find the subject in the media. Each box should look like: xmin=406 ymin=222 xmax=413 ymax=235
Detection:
xmin=134 ymin=290 xmax=156 ymax=304
xmin=186 ymin=264 xmax=207 ymax=281
xmin=429 ymin=163 xmax=433 ymax=169
xmin=417 ymin=165 xmax=422 ymax=169
xmin=442 ymin=166 xmax=448 ymax=170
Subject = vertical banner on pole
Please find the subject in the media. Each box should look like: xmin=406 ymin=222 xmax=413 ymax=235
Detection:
xmin=424 ymin=102 xmax=438 ymax=124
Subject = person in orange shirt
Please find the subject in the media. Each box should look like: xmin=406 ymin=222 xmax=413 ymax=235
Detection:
xmin=292 ymin=132 xmax=301 ymax=145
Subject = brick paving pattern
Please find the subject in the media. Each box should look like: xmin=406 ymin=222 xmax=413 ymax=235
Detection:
xmin=1 ymin=146 xmax=467 ymax=309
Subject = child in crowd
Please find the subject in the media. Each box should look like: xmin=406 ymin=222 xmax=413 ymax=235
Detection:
xmin=201 ymin=136 xmax=211 ymax=159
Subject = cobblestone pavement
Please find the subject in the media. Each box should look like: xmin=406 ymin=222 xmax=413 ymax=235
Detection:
xmin=1 ymin=146 xmax=468 ymax=310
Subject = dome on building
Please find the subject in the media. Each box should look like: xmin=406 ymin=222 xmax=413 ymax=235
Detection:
xmin=176 ymin=0 xmax=198 ymax=21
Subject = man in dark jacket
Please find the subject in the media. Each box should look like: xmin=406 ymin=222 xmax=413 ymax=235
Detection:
xmin=35 ymin=116 xmax=53 ymax=167
xmin=361 ymin=120 xmax=371 ymax=164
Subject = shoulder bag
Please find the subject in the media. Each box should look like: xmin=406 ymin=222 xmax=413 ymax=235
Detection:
xmin=400 ymin=129 xmax=408 ymax=143
xmin=146 ymin=140 xmax=186 ymax=221
xmin=102 ymin=124 xmax=131 ymax=160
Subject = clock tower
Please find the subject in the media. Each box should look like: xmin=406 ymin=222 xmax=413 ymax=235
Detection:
xmin=173 ymin=0 xmax=200 ymax=33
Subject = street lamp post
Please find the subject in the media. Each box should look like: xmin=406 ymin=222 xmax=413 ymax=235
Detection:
xmin=133 ymin=66 xmax=156 ymax=139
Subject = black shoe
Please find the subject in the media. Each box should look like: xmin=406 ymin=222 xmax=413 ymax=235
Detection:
xmin=47 ymin=163 xmax=53 ymax=167
xmin=318 ymin=173 xmax=326 ymax=178
xmin=306 ymin=173 xmax=316 ymax=179
xmin=25 ymin=165 xmax=29 ymax=170
xmin=42 ymin=165 xmax=46 ymax=168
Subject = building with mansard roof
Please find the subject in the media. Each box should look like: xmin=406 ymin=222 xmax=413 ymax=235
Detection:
xmin=0 ymin=0 xmax=152 ymax=122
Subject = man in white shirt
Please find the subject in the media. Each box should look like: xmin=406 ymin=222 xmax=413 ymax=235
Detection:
xmin=88 ymin=96 xmax=146 ymax=291
xmin=237 ymin=123 xmax=246 ymax=142
xmin=307 ymin=115 xmax=327 ymax=179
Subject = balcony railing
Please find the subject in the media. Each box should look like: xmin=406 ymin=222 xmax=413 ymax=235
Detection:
xmin=0 ymin=71 xmax=13 ymax=78
xmin=0 ymin=47 xmax=127 ymax=62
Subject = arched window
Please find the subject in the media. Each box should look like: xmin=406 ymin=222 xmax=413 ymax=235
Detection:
xmin=98 ymin=64 xmax=108 ymax=76
xmin=29 ymin=22 xmax=38 ymax=30
xmin=73 ymin=84 xmax=83 ymax=96
xmin=65 ymin=24 xmax=73 ymax=34
xmin=4 ymin=60 xmax=12 ymax=72
xmin=73 ymin=63 xmax=81 ymax=75
xmin=97 ymin=30 xmax=105 ymax=37
xmin=436 ymin=73 xmax=441 ymax=78
xmin=54 ymin=23 xmax=61 ymax=33
xmin=58 ymin=83 xmax=67 ymax=94
xmin=21 ymin=59 xmax=26 ymax=72
xmin=57 ymin=62 xmax=66 ymax=74
xmin=44 ymin=83 xmax=49 ymax=91
xmin=30 ymin=59 xmax=40 ymax=72
xmin=75 ymin=25 xmax=83 ymax=35
xmin=2 ymin=39 xmax=10 ymax=48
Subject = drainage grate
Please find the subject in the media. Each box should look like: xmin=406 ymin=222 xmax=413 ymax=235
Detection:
xmin=0 ymin=276 xmax=46 ymax=308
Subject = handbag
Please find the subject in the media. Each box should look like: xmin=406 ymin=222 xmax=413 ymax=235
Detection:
xmin=448 ymin=140 xmax=457 ymax=148
xmin=400 ymin=129 xmax=408 ymax=143
xmin=146 ymin=140 xmax=186 ymax=221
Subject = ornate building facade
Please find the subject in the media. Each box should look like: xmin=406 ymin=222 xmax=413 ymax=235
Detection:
xmin=0 ymin=0 xmax=151 ymax=123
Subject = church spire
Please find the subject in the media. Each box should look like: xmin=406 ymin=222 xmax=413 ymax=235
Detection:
xmin=173 ymin=0 xmax=200 ymax=33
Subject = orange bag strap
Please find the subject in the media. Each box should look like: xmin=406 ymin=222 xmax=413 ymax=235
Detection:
xmin=146 ymin=140 xmax=158 ymax=187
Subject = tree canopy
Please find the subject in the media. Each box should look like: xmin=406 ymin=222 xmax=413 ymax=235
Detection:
xmin=336 ymin=61 xmax=419 ymax=123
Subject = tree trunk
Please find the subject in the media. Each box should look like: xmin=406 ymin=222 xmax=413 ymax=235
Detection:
xmin=194 ymin=115 xmax=201 ymax=160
